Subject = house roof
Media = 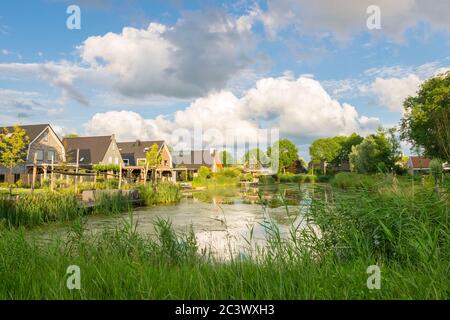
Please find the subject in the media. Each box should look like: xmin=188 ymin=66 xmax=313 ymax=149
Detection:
xmin=409 ymin=156 xmax=432 ymax=169
xmin=117 ymin=140 xmax=164 ymax=160
xmin=0 ymin=124 xmax=51 ymax=143
xmin=63 ymin=135 xmax=113 ymax=165
xmin=172 ymin=150 xmax=219 ymax=170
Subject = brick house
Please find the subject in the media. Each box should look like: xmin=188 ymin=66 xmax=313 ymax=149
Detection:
xmin=63 ymin=135 xmax=123 ymax=168
xmin=0 ymin=124 xmax=66 ymax=184
xmin=117 ymin=140 xmax=173 ymax=180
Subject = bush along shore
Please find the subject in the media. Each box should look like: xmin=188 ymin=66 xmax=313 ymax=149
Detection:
xmin=0 ymin=177 xmax=447 ymax=299
xmin=0 ymin=182 xmax=181 ymax=228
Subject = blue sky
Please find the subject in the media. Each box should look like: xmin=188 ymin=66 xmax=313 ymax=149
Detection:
xmin=0 ymin=0 xmax=449 ymax=160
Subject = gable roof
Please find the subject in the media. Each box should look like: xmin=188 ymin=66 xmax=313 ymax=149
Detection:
xmin=0 ymin=124 xmax=51 ymax=143
xmin=63 ymin=135 xmax=113 ymax=165
xmin=172 ymin=150 xmax=220 ymax=170
xmin=117 ymin=140 xmax=164 ymax=165
xmin=0 ymin=124 xmax=64 ymax=161
xmin=408 ymin=156 xmax=432 ymax=169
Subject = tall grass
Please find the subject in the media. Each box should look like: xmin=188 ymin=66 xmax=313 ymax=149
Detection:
xmin=0 ymin=193 xmax=85 ymax=228
xmin=0 ymin=179 xmax=447 ymax=299
xmin=138 ymin=182 xmax=181 ymax=206
xmin=330 ymin=172 xmax=377 ymax=190
xmin=277 ymin=173 xmax=317 ymax=183
xmin=0 ymin=191 xmax=135 ymax=228
xmin=92 ymin=193 xmax=132 ymax=216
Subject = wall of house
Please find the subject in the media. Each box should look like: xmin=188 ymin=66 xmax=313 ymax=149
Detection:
xmin=28 ymin=127 xmax=65 ymax=165
xmin=100 ymin=137 xmax=123 ymax=165
xmin=159 ymin=144 xmax=172 ymax=169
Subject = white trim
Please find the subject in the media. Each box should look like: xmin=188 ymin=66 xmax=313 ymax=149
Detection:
xmin=136 ymin=158 xmax=147 ymax=166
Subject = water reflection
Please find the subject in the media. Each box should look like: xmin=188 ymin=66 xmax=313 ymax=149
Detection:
xmin=37 ymin=183 xmax=326 ymax=260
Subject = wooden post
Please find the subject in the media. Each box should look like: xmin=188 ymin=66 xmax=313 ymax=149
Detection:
xmin=50 ymin=155 xmax=54 ymax=192
xmin=74 ymin=148 xmax=79 ymax=194
xmin=43 ymin=165 xmax=48 ymax=181
xmin=118 ymin=162 xmax=122 ymax=189
xmin=31 ymin=153 xmax=37 ymax=193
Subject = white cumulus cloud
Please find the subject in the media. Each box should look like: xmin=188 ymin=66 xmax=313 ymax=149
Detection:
xmin=84 ymin=76 xmax=379 ymax=146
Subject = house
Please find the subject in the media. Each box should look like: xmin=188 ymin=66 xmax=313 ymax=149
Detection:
xmin=407 ymin=156 xmax=431 ymax=175
xmin=63 ymin=135 xmax=123 ymax=168
xmin=172 ymin=149 xmax=223 ymax=180
xmin=329 ymin=161 xmax=351 ymax=173
xmin=117 ymin=140 xmax=173 ymax=181
xmin=286 ymin=159 xmax=308 ymax=174
xmin=0 ymin=124 xmax=66 ymax=184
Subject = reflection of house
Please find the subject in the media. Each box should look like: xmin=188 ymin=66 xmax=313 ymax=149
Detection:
xmin=407 ymin=156 xmax=431 ymax=175
xmin=0 ymin=124 xmax=66 ymax=184
xmin=117 ymin=140 xmax=173 ymax=180
xmin=63 ymin=135 xmax=123 ymax=168
xmin=172 ymin=149 xmax=222 ymax=179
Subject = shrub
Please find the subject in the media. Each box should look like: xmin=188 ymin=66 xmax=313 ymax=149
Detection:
xmin=138 ymin=182 xmax=181 ymax=206
xmin=198 ymin=166 xmax=211 ymax=179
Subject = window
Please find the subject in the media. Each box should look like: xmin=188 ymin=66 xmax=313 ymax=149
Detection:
xmin=47 ymin=150 xmax=55 ymax=162
xmin=114 ymin=157 xmax=119 ymax=164
xmin=108 ymin=156 xmax=112 ymax=164
xmin=0 ymin=174 xmax=5 ymax=183
xmin=42 ymin=131 xmax=48 ymax=142
xmin=35 ymin=150 xmax=44 ymax=161
xmin=14 ymin=174 xmax=21 ymax=183
xmin=137 ymin=159 xmax=146 ymax=166
xmin=123 ymin=159 xmax=130 ymax=166
xmin=164 ymin=160 xmax=168 ymax=166
xmin=112 ymin=143 xmax=115 ymax=151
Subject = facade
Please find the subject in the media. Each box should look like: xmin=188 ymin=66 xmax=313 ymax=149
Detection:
xmin=0 ymin=124 xmax=66 ymax=184
xmin=117 ymin=140 xmax=173 ymax=180
xmin=172 ymin=149 xmax=223 ymax=180
xmin=407 ymin=156 xmax=431 ymax=175
xmin=63 ymin=135 xmax=123 ymax=168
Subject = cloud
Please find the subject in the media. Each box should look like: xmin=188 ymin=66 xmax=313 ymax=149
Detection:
xmin=0 ymin=62 xmax=93 ymax=106
xmin=84 ymin=110 xmax=173 ymax=142
xmin=79 ymin=10 xmax=256 ymax=99
xmin=255 ymin=0 xmax=450 ymax=42
xmin=370 ymin=75 xmax=421 ymax=112
xmin=84 ymin=76 xmax=379 ymax=146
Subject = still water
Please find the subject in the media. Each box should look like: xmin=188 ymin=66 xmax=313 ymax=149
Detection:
xmin=38 ymin=184 xmax=325 ymax=259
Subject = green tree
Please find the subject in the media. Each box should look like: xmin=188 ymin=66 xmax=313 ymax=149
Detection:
xmin=145 ymin=143 xmax=161 ymax=184
xmin=0 ymin=125 xmax=29 ymax=190
xmin=268 ymin=139 xmax=299 ymax=173
xmin=309 ymin=137 xmax=344 ymax=174
xmin=401 ymin=71 xmax=450 ymax=162
xmin=429 ymin=159 xmax=443 ymax=193
xmin=64 ymin=133 xmax=79 ymax=138
xmin=386 ymin=127 xmax=402 ymax=171
xmin=219 ymin=150 xmax=234 ymax=167
xmin=334 ymin=133 xmax=364 ymax=165
xmin=349 ymin=129 xmax=394 ymax=174
xmin=349 ymin=137 xmax=378 ymax=174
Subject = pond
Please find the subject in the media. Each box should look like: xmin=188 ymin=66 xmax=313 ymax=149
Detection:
xmin=35 ymin=183 xmax=329 ymax=260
